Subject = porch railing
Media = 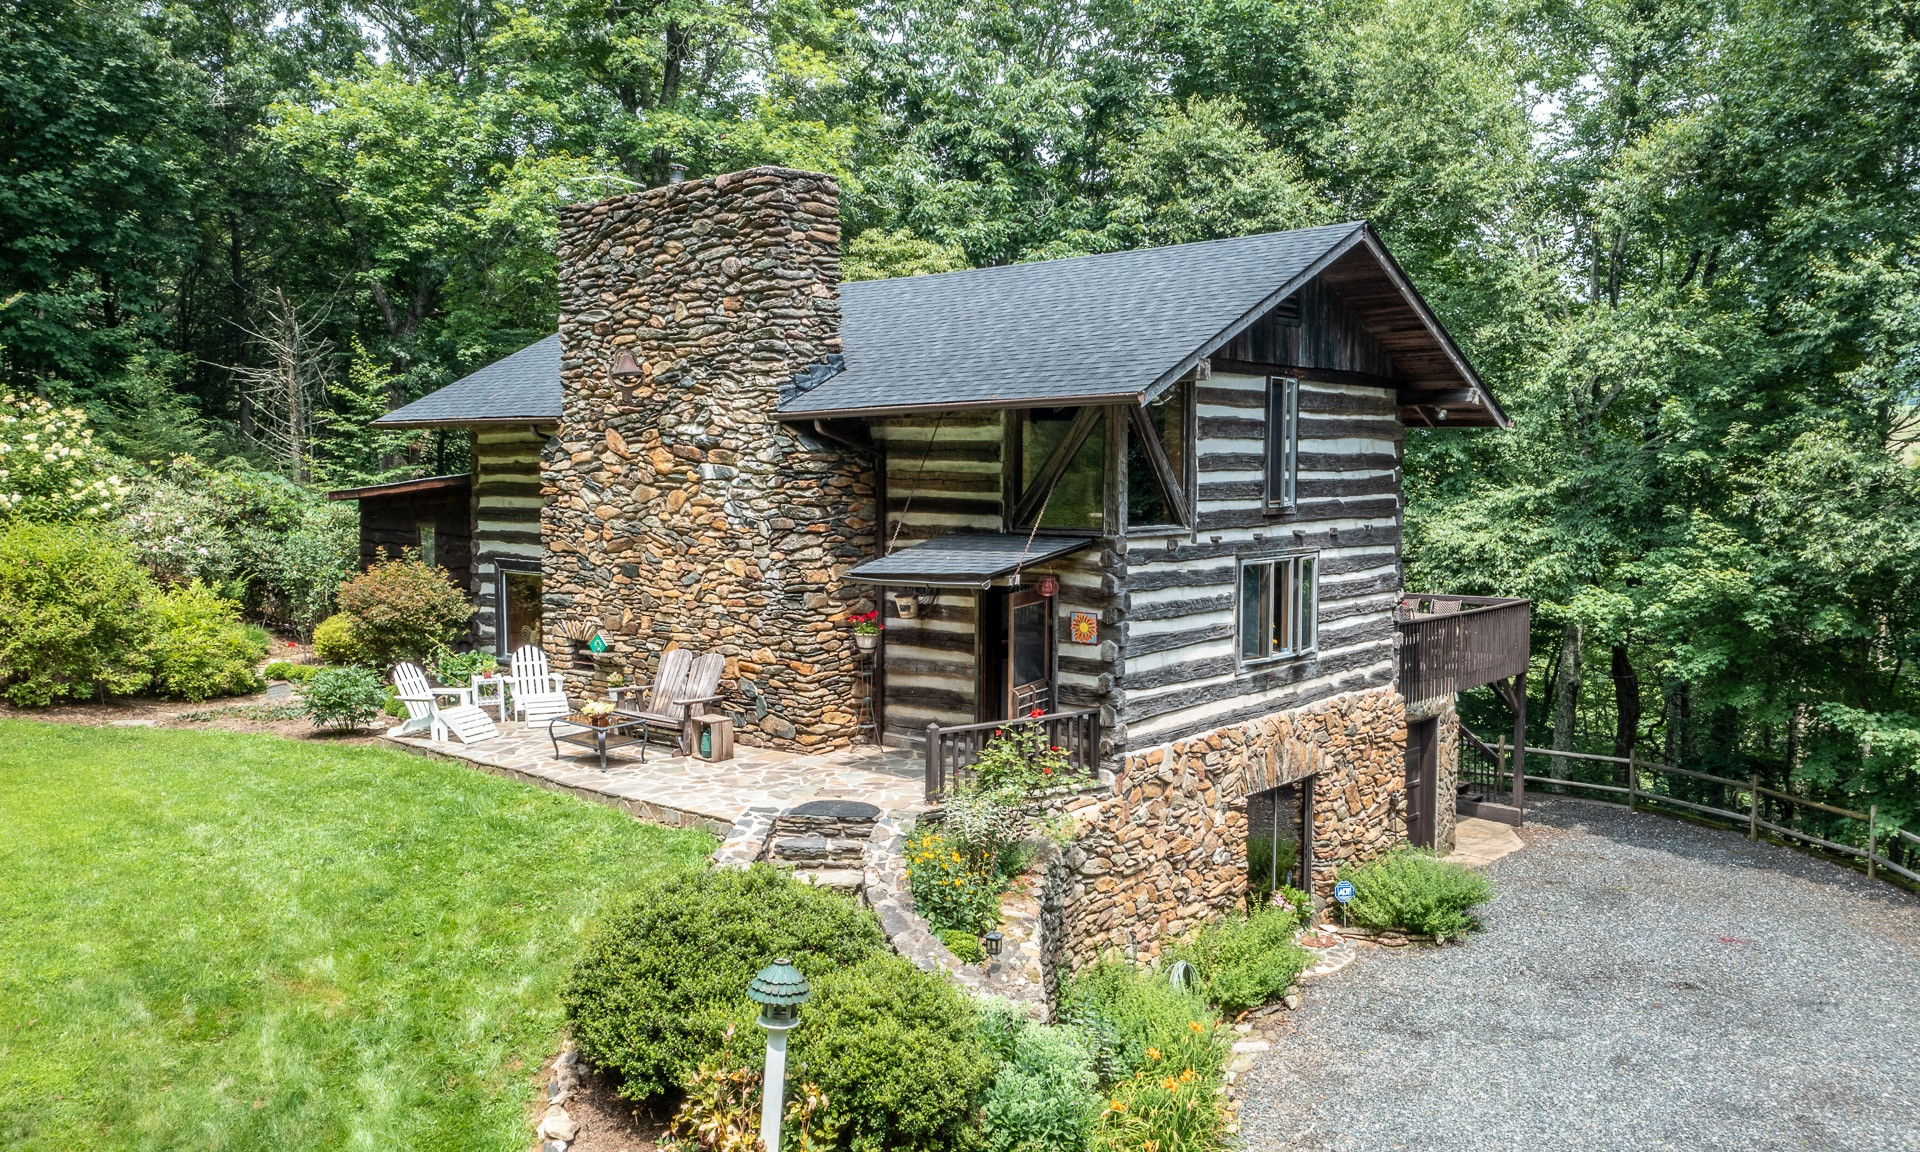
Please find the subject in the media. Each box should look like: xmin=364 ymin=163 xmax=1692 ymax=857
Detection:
xmin=1462 ymin=733 xmax=1920 ymax=891
xmin=924 ymin=708 xmax=1101 ymax=801
xmin=1396 ymin=594 xmax=1531 ymax=704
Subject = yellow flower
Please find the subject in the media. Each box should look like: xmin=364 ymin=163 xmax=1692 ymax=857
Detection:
xmin=1188 ymin=1021 xmax=1203 ymax=1033
xmin=1179 ymin=1068 xmax=1195 ymax=1083
xmin=1146 ymin=1046 xmax=1161 ymax=1061
xmin=1109 ymin=1100 xmax=1126 ymax=1113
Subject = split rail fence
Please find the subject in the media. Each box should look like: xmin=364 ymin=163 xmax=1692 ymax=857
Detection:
xmin=1461 ymin=731 xmax=1918 ymax=890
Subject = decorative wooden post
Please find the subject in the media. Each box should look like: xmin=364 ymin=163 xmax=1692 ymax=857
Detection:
xmin=1748 ymin=775 xmax=1760 ymax=841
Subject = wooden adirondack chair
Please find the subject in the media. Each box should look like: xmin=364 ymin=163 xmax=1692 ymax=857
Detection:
xmin=392 ymin=662 xmax=499 ymax=744
xmin=507 ymin=645 xmax=570 ymax=723
xmin=611 ymin=650 xmax=726 ymax=754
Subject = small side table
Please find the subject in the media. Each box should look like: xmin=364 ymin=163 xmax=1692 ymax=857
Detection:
xmin=470 ymin=673 xmax=510 ymax=721
xmin=690 ymin=713 xmax=735 ymax=762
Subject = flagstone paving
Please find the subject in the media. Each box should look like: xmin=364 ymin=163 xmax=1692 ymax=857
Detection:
xmin=384 ymin=723 xmax=928 ymax=835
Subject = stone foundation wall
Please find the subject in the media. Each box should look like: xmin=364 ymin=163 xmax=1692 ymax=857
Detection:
xmin=546 ymin=168 xmax=875 ymax=751
xmin=1435 ymin=702 xmax=1460 ymax=854
xmin=1049 ymin=687 xmax=1407 ymax=966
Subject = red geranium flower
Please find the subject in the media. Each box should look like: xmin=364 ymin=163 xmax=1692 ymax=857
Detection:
xmin=1029 ymin=708 xmax=1045 ymax=718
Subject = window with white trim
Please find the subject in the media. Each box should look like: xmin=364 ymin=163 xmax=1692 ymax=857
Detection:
xmin=1238 ymin=552 xmax=1317 ymax=664
xmin=1265 ymin=375 xmax=1299 ymax=509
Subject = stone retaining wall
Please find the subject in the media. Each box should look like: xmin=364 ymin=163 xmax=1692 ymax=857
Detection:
xmin=1048 ymin=687 xmax=1408 ymax=966
xmin=546 ymin=167 xmax=875 ymax=752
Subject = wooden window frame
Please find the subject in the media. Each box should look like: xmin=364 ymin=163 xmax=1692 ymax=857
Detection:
xmin=1265 ymin=375 xmax=1300 ymax=511
xmin=1235 ymin=550 xmax=1319 ymax=668
xmin=1009 ymin=406 xmax=1107 ymax=532
xmin=1124 ymin=384 xmax=1194 ymax=533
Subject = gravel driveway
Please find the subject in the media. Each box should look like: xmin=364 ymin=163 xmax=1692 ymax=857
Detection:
xmin=1235 ymin=798 xmax=1920 ymax=1151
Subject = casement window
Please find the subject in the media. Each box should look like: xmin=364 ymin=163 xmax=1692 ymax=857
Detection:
xmin=1237 ymin=552 xmax=1318 ymax=664
xmin=1014 ymin=407 xmax=1107 ymax=532
xmin=1265 ymin=376 xmax=1300 ymax=509
xmin=1125 ymin=384 xmax=1192 ymax=531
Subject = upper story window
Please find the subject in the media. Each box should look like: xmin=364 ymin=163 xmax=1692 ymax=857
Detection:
xmin=1238 ymin=551 xmax=1317 ymax=664
xmin=1015 ymin=407 xmax=1106 ymax=532
xmin=1126 ymin=384 xmax=1192 ymax=531
xmin=1265 ymin=376 xmax=1300 ymax=510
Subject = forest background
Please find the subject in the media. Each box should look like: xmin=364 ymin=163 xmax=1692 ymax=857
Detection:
xmin=4 ymin=0 xmax=1918 ymax=824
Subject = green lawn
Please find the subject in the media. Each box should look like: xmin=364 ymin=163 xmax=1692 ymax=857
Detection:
xmin=0 ymin=720 xmax=713 ymax=1149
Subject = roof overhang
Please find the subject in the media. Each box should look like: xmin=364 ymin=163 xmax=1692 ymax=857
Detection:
xmin=326 ymin=473 xmax=472 ymax=501
xmin=846 ymin=532 xmax=1095 ymax=588
xmin=370 ymin=415 xmax=559 ymax=430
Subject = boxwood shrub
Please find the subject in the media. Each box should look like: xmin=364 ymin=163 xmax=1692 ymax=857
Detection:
xmin=563 ymin=864 xmax=886 ymax=1101
xmin=790 ymin=952 xmax=995 ymax=1152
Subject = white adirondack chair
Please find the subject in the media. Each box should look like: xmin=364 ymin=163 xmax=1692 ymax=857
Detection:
xmin=507 ymin=645 xmax=570 ymax=723
xmin=392 ymin=662 xmax=499 ymax=744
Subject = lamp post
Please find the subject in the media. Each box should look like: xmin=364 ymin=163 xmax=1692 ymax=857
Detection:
xmin=748 ymin=958 xmax=811 ymax=1152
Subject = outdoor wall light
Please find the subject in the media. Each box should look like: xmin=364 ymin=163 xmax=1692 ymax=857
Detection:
xmin=749 ymin=959 xmax=811 ymax=1149
xmin=982 ymin=931 xmax=1003 ymax=958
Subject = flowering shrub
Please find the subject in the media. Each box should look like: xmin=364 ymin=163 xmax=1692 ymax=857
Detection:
xmin=971 ymin=712 xmax=1074 ymax=793
xmin=667 ymin=1035 xmax=840 ymax=1152
xmin=1091 ymin=1059 xmax=1224 ymax=1152
xmin=905 ymin=825 xmax=1004 ymax=935
xmin=0 ymin=393 xmax=130 ymax=520
xmin=334 ymin=552 xmax=474 ymax=668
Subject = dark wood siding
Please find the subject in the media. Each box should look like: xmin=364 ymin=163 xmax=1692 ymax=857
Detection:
xmin=470 ymin=427 xmax=550 ymax=653
xmin=354 ymin=480 xmax=472 ymax=593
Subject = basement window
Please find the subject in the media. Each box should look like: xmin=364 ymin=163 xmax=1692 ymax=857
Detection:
xmin=1238 ymin=552 xmax=1317 ymax=664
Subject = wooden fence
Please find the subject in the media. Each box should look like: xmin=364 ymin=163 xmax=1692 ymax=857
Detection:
xmin=1461 ymin=733 xmax=1919 ymax=890
xmin=924 ymin=708 xmax=1101 ymax=801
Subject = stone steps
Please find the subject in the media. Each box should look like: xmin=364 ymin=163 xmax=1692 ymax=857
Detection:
xmin=765 ymin=799 xmax=881 ymax=895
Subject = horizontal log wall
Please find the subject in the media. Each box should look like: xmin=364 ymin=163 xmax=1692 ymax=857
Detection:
xmin=356 ymin=482 xmax=472 ymax=593
xmin=1118 ymin=359 xmax=1405 ymax=748
xmin=471 ymin=427 xmax=551 ymax=654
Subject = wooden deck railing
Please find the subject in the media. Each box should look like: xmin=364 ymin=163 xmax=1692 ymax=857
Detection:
xmin=1396 ymin=594 xmax=1531 ymax=704
xmin=1461 ymin=734 xmax=1919 ymax=891
xmin=924 ymin=708 xmax=1101 ymax=801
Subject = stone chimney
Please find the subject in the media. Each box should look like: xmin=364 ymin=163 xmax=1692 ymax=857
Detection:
xmin=546 ymin=168 xmax=875 ymax=751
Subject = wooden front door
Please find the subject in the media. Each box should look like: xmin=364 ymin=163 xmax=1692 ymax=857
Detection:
xmin=979 ymin=586 xmax=1056 ymax=721
xmin=1406 ymin=717 xmax=1439 ymax=849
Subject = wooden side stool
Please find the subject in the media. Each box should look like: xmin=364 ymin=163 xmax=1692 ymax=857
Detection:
xmin=690 ymin=712 xmax=735 ymax=762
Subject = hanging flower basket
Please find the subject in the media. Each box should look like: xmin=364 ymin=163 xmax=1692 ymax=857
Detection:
xmin=850 ymin=611 xmax=882 ymax=650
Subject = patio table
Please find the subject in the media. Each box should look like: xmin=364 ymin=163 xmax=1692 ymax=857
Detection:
xmin=470 ymin=672 xmax=510 ymax=721
xmin=547 ymin=714 xmax=650 ymax=770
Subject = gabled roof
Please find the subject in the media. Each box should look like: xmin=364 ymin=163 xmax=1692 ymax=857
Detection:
xmin=374 ymin=222 xmax=1505 ymax=430
xmin=375 ymin=334 xmax=561 ymax=428
xmin=326 ymin=473 xmax=471 ymax=501
xmin=782 ymin=222 xmax=1366 ymax=417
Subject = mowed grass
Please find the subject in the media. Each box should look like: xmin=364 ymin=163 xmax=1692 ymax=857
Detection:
xmin=0 ymin=720 xmax=713 ymax=1150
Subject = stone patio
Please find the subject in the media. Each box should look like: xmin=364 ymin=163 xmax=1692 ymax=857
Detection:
xmin=384 ymin=722 xmax=928 ymax=836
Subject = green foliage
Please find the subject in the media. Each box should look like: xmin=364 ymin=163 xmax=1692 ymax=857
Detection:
xmin=789 ymin=952 xmax=994 ymax=1152
xmin=941 ymin=928 xmax=986 ymax=963
xmin=1090 ymin=1059 xmax=1225 ymax=1152
xmin=333 ymin=554 xmax=474 ymax=669
xmin=982 ymin=1018 xmax=1099 ymax=1152
xmin=905 ymin=824 xmax=1004 ymax=935
xmin=434 ymin=648 xmax=499 ymax=687
xmin=971 ymin=718 xmax=1073 ymax=793
xmin=262 ymin=661 xmax=320 ymax=684
xmin=0 ymin=521 xmax=154 ymax=705
xmin=145 ymin=582 xmax=268 ymax=702
xmin=0 ymin=393 xmax=130 ymax=520
xmin=1166 ymin=906 xmax=1311 ymax=1015
xmin=1058 ymin=960 xmax=1226 ymax=1087
xmin=563 ymin=864 xmax=885 ymax=1102
xmin=302 ymin=666 xmax=389 ymax=731
xmin=311 ymin=613 xmax=367 ymax=666
xmin=1337 ymin=849 xmax=1493 ymax=938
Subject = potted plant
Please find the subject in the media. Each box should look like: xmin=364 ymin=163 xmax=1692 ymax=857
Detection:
xmin=580 ymin=699 xmax=617 ymax=728
xmin=850 ymin=610 xmax=882 ymax=651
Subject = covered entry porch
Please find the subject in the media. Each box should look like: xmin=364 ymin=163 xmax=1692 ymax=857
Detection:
xmin=1397 ymin=594 xmax=1532 ymax=834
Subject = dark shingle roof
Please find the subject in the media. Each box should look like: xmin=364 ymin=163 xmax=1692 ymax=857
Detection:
xmin=373 ymin=334 xmax=562 ymax=428
xmin=846 ymin=532 xmax=1096 ymax=587
xmin=780 ymin=221 xmax=1367 ymax=417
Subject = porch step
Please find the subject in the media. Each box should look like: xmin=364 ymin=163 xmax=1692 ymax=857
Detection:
xmin=765 ymin=800 xmax=883 ymax=893
xmin=769 ymin=833 xmax=867 ymax=865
